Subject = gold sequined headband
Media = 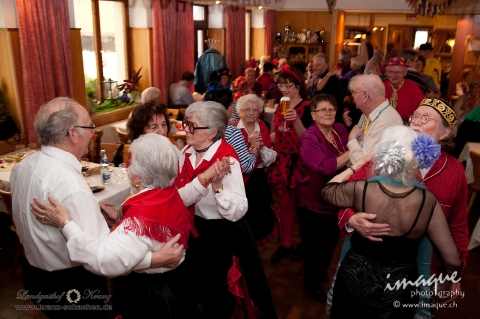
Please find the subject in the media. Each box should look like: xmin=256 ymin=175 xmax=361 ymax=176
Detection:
xmin=420 ymin=98 xmax=458 ymax=129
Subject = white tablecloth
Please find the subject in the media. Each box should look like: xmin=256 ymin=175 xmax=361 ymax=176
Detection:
xmin=0 ymin=158 xmax=131 ymax=210
xmin=96 ymin=119 xmax=128 ymax=144
xmin=458 ymin=142 xmax=480 ymax=184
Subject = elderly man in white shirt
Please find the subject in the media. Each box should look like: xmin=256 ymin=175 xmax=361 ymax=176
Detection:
xmin=11 ymin=97 xmax=182 ymax=319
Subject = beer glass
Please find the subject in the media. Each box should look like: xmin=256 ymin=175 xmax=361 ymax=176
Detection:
xmin=280 ymin=97 xmax=291 ymax=131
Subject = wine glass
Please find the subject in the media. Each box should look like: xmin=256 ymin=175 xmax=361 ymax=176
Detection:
xmin=118 ymin=163 xmax=128 ymax=181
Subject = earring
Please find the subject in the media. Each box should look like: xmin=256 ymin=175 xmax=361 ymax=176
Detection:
xmin=134 ymin=184 xmax=140 ymax=188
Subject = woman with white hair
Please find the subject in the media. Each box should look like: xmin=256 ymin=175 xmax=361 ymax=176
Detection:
xmin=322 ymin=126 xmax=462 ymax=318
xmin=234 ymin=94 xmax=278 ymax=244
xmin=175 ymin=100 xmax=276 ymax=319
xmin=31 ymin=134 xmax=194 ymax=318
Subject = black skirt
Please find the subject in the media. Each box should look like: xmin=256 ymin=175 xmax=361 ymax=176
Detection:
xmin=183 ymin=214 xmax=277 ymax=319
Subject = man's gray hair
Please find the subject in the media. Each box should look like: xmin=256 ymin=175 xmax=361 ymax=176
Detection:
xmin=34 ymin=97 xmax=80 ymax=146
xmin=141 ymin=87 xmax=161 ymax=104
xmin=339 ymin=49 xmax=351 ymax=60
xmin=236 ymin=94 xmax=264 ymax=116
xmin=128 ymin=134 xmax=178 ymax=189
xmin=313 ymin=53 xmax=329 ymax=64
xmin=185 ymin=101 xmax=227 ymax=141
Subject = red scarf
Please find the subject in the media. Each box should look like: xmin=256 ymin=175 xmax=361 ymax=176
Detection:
xmin=175 ymin=139 xmax=239 ymax=214
xmin=117 ymin=187 xmax=193 ymax=248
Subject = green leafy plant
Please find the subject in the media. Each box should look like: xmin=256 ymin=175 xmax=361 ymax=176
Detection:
xmin=85 ymin=76 xmax=98 ymax=101
xmin=117 ymin=67 xmax=143 ymax=94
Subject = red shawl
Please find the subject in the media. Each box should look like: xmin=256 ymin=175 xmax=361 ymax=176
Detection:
xmin=175 ymin=139 xmax=239 ymax=214
xmin=117 ymin=187 xmax=193 ymax=248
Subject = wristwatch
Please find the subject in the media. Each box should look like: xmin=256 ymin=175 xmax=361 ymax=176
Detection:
xmin=345 ymin=222 xmax=354 ymax=233
xmin=214 ymin=185 xmax=224 ymax=194
xmin=59 ymin=219 xmax=72 ymax=231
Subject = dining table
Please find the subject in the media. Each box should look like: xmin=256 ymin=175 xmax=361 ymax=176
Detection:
xmin=0 ymin=152 xmax=131 ymax=210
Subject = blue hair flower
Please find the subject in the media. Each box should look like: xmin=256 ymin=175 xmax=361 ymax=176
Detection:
xmin=411 ymin=134 xmax=441 ymax=169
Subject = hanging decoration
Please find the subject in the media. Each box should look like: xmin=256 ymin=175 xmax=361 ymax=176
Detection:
xmin=407 ymin=0 xmax=457 ymax=18
xmin=326 ymin=0 xmax=335 ymax=13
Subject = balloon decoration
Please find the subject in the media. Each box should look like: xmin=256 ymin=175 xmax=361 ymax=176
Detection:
xmin=407 ymin=0 xmax=457 ymax=18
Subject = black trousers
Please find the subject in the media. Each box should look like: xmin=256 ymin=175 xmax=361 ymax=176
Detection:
xmin=22 ymin=260 xmax=109 ymax=319
xmin=297 ymin=206 xmax=340 ymax=289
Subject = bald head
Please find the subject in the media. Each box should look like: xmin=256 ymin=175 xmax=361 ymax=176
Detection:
xmin=350 ymin=74 xmax=386 ymax=115
xmin=141 ymin=87 xmax=161 ymax=104
xmin=34 ymin=97 xmax=87 ymax=146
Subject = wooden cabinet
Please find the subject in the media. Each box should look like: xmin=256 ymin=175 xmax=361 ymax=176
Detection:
xmin=464 ymin=36 xmax=480 ymax=71
xmin=273 ymin=42 xmax=326 ymax=64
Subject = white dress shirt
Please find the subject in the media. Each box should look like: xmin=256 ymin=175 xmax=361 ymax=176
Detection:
xmin=177 ymin=139 xmax=248 ymax=221
xmin=62 ymin=188 xmax=183 ymax=277
xmin=11 ymin=146 xmax=150 ymax=273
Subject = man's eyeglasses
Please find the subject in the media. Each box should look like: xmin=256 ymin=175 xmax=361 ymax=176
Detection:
xmin=386 ymin=71 xmax=403 ymax=76
xmin=73 ymin=124 xmax=96 ymax=130
xmin=351 ymin=90 xmax=366 ymax=96
xmin=409 ymin=114 xmax=438 ymax=124
xmin=242 ymin=108 xmax=260 ymax=114
xmin=313 ymin=108 xmax=336 ymax=115
xmin=182 ymin=119 xmax=209 ymax=134
xmin=278 ymin=83 xmax=295 ymax=90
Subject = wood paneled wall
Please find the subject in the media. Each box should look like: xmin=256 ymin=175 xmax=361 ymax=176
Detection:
xmin=130 ymin=28 xmax=153 ymax=93
xmin=275 ymin=11 xmax=333 ymax=47
xmin=207 ymin=28 xmax=225 ymax=56
xmin=251 ymin=28 xmax=265 ymax=59
xmin=0 ymin=29 xmax=27 ymax=155
xmin=70 ymin=29 xmax=87 ymax=108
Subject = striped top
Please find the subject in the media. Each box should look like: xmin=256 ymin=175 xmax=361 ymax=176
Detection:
xmin=225 ymin=124 xmax=256 ymax=174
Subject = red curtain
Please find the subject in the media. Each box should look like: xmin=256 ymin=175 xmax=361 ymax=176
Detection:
xmin=16 ymin=0 xmax=73 ymax=143
xmin=152 ymin=0 xmax=194 ymax=104
xmin=264 ymin=10 xmax=276 ymax=57
xmin=226 ymin=6 xmax=246 ymax=80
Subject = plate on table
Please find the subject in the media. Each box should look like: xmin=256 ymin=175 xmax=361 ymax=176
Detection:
xmin=90 ymin=186 xmax=105 ymax=193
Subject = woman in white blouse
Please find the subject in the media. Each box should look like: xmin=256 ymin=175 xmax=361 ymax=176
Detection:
xmin=234 ymin=94 xmax=279 ymax=245
xmin=175 ymin=101 xmax=277 ymax=319
xmin=31 ymin=134 xmax=194 ymax=319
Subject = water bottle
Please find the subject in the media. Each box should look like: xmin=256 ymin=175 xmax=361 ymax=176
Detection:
xmin=100 ymin=150 xmax=110 ymax=185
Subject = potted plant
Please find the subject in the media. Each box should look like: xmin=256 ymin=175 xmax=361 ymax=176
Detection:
xmin=117 ymin=67 xmax=143 ymax=104
xmin=85 ymin=76 xmax=98 ymax=113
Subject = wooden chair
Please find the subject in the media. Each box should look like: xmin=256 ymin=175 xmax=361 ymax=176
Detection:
xmin=89 ymin=129 xmax=103 ymax=163
xmin=101 ymin=143 xmax=130 ymax=164
xmin=467 ymin=151 xmax=480 ymax=213
xmin=117 ymin=127 xmax=130 ymax=144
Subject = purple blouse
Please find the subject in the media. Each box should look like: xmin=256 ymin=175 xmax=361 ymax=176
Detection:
xmin=296 ymin=122 xmax=349 ymax=214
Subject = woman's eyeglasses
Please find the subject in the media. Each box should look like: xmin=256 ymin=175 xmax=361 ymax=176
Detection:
xmin=242 ymin=109 xmax=260 ymax=114
xmin=313 ymin=108 xmax=336 ymax=115
xmin=277 ymin=83 xmax=295 ymax=90
xmin=182 ymin=119 xmax=210 ymax=134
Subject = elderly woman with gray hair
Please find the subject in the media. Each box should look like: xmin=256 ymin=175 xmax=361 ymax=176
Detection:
xmin=31 ymin=134 xmax=194 ymax=318
xmin=321 ymin=126 xmax=462 ymax=319
xmin=175 ymin=101 xmax=277 ymax=319
xmin=233 ymin=94 xmax=278 ymax=245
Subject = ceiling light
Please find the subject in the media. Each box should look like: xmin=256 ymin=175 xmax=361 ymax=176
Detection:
xmin=259 ymin=6 xmax=262 ymax=9
xmin=215 ymin=1 xmax=220 ymax=4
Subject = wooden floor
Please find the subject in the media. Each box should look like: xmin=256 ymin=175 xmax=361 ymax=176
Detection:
xmin=1 ymin=202 xmax=480 ymax=319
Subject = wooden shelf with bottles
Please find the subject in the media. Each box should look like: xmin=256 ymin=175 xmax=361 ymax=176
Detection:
xmin=274 ymin=42 xmax=327 ymax=64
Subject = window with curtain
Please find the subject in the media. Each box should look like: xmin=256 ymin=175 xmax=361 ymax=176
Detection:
xmin=73 ymin=0 xmax=130 ymax=103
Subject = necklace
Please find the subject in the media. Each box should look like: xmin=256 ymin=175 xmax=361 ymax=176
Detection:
xmin=322 ymin=128 xmax=346 ymax=155
xmin=195 ymin=142 xmax=214 ymax=153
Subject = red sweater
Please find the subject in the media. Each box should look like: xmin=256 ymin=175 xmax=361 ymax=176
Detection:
xmin=337 ymin=153 xmax=469 ymax=274
xmin=384 ymin=79 xmax=424 ymax=122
